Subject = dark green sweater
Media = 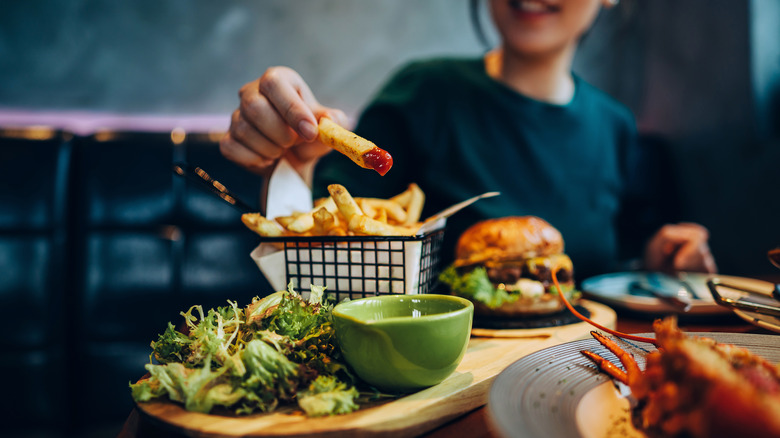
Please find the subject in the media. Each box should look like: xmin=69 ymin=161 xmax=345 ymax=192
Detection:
xmin=315 ymin=57 xmax=667 ymax=281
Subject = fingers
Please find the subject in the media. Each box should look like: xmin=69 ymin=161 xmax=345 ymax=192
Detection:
xmin=239 ymin=79 xmax=300 ymax=148
xmin=644 ymin=223 xmax=717 ymax=274
xmin=256 ymin=67 xmax=320 ymax=141
xmin=318 ymin=108 xmax=350 ymax=129
xmin=672 ymin=239 xmax=718 ymax=274
xmin=288 ymin=109 xmax=347 ymax=164
xmin=255 ymin=67 xmax=351 ymax=137
xmin=657 ymin=223 xmax=709 ymax=254
xmin=219 ymin=121 xmax=276 ymax=175
xmin=221 ymin=66 xmax=345 ymax=175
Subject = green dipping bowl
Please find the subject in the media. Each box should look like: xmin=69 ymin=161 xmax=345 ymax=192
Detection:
xmin=332 ymin=294 xmax=474 ymax=393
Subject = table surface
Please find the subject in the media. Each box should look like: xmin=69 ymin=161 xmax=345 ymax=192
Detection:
xmin=118 ymin=302 xmax=777 ymax=438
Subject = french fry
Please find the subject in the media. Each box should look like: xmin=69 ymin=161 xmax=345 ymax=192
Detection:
xmin=312 ymin=206 xmax=338 ymax=234
xmin=396 ymin=223 xmax=422 ymax=236
xmin=359 ymin=198 xmax=407 ymax=223
xmin=375 ymin=208 xmax=388 ymax=224
xmin=287 ymin=212 xmax=315 ymax=233
xmin=358 ymin=198 xmax=377 ymax=219
xmin=328 ymin=227 xmax=347 ymax=236
xmin=242 ymin=183 xmax=427 ymax=238
xmin=328 ymin=184 xmax=364 ymax=221
xmin=274 ymin=215 xmax=297 ymax=228
xmin=348 ymin=215 xmax=417 ymax=237
xmin=404 ymin=183 xmax=425 ymax=225
xmin=242 ymin=213 xmax=284 ymax=237
xmin=314 ymin=196 xmax=339 ymax=215
xmin=318 ymin=118 xmax=393 ymax=176
xmin=390 ymin=186 xmax=413 ymax=208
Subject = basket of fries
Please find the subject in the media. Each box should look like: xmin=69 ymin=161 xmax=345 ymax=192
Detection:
xmin=244 ymin=182 xmax=451 ymax=301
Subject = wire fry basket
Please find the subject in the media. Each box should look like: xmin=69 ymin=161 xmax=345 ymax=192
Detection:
xmin=253 ymin=229 xmax=446 ymax=301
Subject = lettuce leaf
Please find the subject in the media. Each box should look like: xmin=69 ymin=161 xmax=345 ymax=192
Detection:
xmin=438 ymin=265 xmax=518 ymax=308
xmin=297 ymin=375 xmax=359 ymax=417
xmin=132 ymin=356 xmax=245 ymax=413
xmin=149 ymin=322 xmax=191 ymax=364
xmin=234 ymin=339 xmax=302 ymax=413
xmin=130 ymin=283 xmax=359 ymax=417
xmin=248 ymin=283 xmax=343 ymax=376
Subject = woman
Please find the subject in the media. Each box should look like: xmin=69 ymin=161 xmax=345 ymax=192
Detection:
xmin=220 ymin=0 xmax=716 ymax=279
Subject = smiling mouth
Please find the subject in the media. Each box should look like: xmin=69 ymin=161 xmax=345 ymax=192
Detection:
xmin=508 ymin=0 xmax=560 ymax=14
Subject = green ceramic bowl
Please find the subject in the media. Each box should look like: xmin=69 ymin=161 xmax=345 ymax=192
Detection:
xmin=332 ymin=294 xmax=474 ymax=393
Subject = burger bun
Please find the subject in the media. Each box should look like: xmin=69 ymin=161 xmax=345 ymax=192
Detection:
xmin=454 ymin=216 xmax=564 ymax=267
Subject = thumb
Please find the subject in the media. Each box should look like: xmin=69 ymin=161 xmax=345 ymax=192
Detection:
xmin=314 ymin=107 xmax=352 ymax=130
xmin=290 ymin=107 xmax=349 ymax=164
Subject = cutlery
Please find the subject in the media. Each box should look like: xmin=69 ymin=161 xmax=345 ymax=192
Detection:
xmin=648 ymin=273 xmax=695 ymax=308
xmin=172 ymin=162 xmax=256 ymax=213
xmin=768 ymin=248 xmax=780 ymax=301
xmin=629 ymin=280 xmax=692 ymax=312
xmin=672 ymin=271 xmax=704 ymax=299
xmin=416 ymin=191 xmax=500 ymax=235
xmin=707 ymin=278 xmax=780 ymax=318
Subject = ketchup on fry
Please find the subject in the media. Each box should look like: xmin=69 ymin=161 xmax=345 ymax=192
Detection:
xmin=362 ymin=147 xmax=393 ymax=176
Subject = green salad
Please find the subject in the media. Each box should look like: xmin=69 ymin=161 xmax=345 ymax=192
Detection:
xmin=130 ymin=283 xmax=363 ymax=417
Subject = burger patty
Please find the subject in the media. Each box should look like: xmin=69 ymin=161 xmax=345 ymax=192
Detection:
xmin=484 ymin=255 xmax=573 ymax=287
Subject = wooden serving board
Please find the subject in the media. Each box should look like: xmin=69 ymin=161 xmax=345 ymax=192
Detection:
xmin=136 ymin=300 xmax=616 ymax=438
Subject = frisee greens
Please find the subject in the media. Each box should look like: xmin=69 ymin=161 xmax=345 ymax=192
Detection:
xmin=130 ymin=282 xmax=360 ymax=417
xmin=297 ymin=375 xmax=360 ymax=417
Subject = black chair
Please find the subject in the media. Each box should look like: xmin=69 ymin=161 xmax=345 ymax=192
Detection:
xmin=0 ymin=127 xmax=72 ymax=435
xmin=68 ymin=130 xmax=271 ymax=434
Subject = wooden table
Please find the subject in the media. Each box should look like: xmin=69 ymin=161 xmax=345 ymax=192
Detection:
xmin=422 ymin=312 xmax=775 ymax=438
xmin=118 ymin=309 xmax=776 ymax=438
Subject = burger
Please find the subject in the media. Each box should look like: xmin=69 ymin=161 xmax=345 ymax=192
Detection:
xmin=439 ymin=216 xmax=579 ymax=317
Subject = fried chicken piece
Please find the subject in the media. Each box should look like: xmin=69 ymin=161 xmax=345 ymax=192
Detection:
xmin=631 ymin=318 xmax=780 ymax=438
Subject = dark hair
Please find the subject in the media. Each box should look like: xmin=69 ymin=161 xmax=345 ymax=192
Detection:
xmin=469 ymin=0 xmax=491 ymax=51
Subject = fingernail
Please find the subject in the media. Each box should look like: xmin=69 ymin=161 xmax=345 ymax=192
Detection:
xmin=298 ymin=120 xmax=318 ymax=140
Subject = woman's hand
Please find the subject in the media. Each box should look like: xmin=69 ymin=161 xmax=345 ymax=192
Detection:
xmin=644 ymin=223 xmax=717 ymax=273
xmin=220 ymin=66 xmax=348 ymax=179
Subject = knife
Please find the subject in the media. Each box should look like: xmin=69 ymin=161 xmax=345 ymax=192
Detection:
xmin=416 ymin=191 xmax=500 ymax=235
xmin=629 ymin=281 xmax=692 ymax=312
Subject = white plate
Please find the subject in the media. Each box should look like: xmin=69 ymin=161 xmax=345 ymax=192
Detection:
xmin=730 ymin=278 xmax=780 ymax=333
xmin=734 ymin=309 xmax=780 ymax=334
xmin=707 ymin=276 xmax=780 ymax=333
xmin=487 ymin=332 xmax=780 ymax=438
xmin=580 ymin=272 xmax=769 ymax=316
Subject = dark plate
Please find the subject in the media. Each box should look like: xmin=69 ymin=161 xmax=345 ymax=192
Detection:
xmin=487 ymin=332 xmax=780 ymax=438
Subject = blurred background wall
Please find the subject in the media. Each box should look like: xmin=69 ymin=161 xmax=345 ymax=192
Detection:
xmin=1 ymin=0 xmax=485 ymax=119
xmin=2 ymin=0 xmax=778 ymax=277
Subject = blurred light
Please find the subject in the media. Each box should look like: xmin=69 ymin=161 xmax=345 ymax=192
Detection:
xmin=208 ymin=130 xmax=226 ymax=143
xmin=158 ymin=225 xmax=182 ymax=242
xmin=171 ymin=127 xmax=186 ymax=145
xmin=1 ymin=126 xmax=57 ymax=140
xmin=94 ymin=130 xmax=118 ymax=142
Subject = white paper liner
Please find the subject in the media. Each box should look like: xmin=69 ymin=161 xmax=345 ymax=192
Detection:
xmin=265 ymin=158 xmax=312 ymax=221
xmin=251 ymin=239 xmax=426 ymax=301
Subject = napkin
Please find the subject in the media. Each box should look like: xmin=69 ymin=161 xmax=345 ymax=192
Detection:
xmin=253 ymin=159 xmax=312 ymax=292
xmin=265 ymin=158 xmax=312 ymax=220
